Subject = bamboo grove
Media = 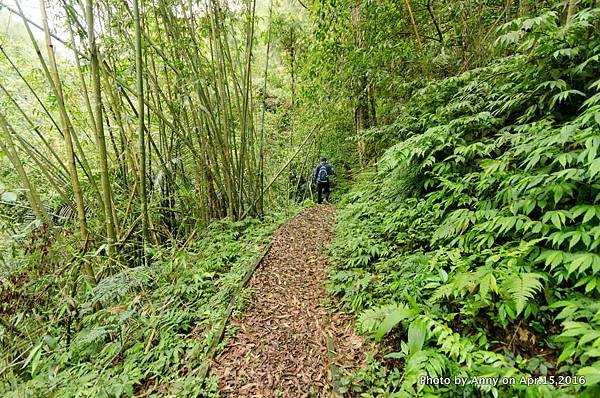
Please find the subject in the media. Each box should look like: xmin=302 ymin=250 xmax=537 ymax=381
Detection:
xmin=0 ymin=0 xmax=275 ymax=267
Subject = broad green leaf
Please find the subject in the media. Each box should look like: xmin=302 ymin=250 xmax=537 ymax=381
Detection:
xmin=407 ymin=318 xmax=428 ymax=356
xmin=22 ymin=342 xmax=43 ymax=377
xmin=568 ymin=253 xmax=594 ymax=275
xmin=374 ymin=307 xmax=416 ymax=342
xmin=585 ymin=278 xmax=597 ymax=293
xmin=583 ymin=207 xmax=596 ymax=223
xmin=552 ymin=212 xmax=565 ymax=229
xmin=578 ymin=366 xmax=600 ymax=385
xmin=569 ymin=231 xmax=581 ymax=249
xmin=383 ymin=352 xmax=404 ymax=359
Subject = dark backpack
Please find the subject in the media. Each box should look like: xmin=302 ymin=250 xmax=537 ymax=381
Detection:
xmin=317 ymin=166 xmax=329 ymax=182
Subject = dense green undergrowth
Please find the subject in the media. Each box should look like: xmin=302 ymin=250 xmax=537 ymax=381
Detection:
xmin=329 ymin=9 xmax=600 ymax=397
xmin=0 ymin=208 xmax=296 ymax=397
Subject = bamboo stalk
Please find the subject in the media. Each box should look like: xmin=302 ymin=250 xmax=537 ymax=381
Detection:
xmin=39 ymin=0 xmax=92 ymax=261
xmin=133 ymin=0 xmax=150 ymax=247
xmin=13 ymin=1 xmax=99 ymax=195
xmin=403 ymin=0 xmax=423 ymax=49
xmin=566 ymin=0 xmax=578 ymax=25
xmin=86 ymin=0 xmax=118 ymax=256
xmin=0 ymin=113 xmax=54 ymax=229
xmin=0 ymin=80 xmax=70 ymax=179
xmin=259 ymin=0 xmax=274 ymax=218
xmin=242 ymin=126 xmax=318 ymax=219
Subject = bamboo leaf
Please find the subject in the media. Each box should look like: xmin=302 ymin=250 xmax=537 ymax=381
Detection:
xmin=22 ymin=342 xmax=42 ymax=377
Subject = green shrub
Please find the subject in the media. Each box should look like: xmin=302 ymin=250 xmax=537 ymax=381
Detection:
xmin=330 ymin=8 xmax=600 ymax=397
xmin=0 ymin=213 xmax=288 ymax=397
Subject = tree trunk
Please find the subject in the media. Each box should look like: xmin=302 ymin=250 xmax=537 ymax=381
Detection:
xmin=259 ymin=0 xmax=274 ymax=218
xmin=504 ymin=0 xmax=512 ymax=23
xmin=133 ymin=0 xmax=150 ymax=248
xmin=566 ymin=0 xmax=578 ymax=25
xmin=519 ymin=0 xmax=529 ymax=17
xmin=352 ymin=2 xmax=367 ymax=169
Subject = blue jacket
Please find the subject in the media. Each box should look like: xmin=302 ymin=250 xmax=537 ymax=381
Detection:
xmin=313 ymin=162 xmax=334 ymax=183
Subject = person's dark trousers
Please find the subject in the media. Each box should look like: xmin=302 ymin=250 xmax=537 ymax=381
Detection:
xmin=316 ymin=181 xmax=330 ymax=204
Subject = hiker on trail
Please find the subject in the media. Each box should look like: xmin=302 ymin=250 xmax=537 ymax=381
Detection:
xmin=312 ymin=157 xmax=334 ymax=204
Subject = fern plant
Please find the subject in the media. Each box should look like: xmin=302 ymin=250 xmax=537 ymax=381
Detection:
xmin=330 ymin=7 xmax=600 ymax=396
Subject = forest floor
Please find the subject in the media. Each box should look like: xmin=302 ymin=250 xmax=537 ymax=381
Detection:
xmin=211 ymin=205 xmax=364 ymax=397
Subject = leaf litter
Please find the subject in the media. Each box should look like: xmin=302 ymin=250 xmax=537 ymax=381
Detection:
xmin=211 ymin=205 xmax=364 ymax=397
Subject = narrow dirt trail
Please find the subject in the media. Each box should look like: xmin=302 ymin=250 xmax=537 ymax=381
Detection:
xmin=211 ymin=205 xmax=363 ymax=397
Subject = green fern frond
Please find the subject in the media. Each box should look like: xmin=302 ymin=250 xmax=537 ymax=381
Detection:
xmin=357 ymin=303 xmax=406 ymax=334
xmin=91 ymin=266 xmax=150 ymax=307
xmin=74 ymin=326 xmax=110 ymax=348
xmin=502 ymin=272 xmax=545 ymax=315
xmin=430 ymin=282 xmax=455 ymax=302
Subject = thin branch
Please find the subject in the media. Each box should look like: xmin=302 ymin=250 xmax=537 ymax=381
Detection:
xmin=426 ymin=0 xmax=443 ymax=43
